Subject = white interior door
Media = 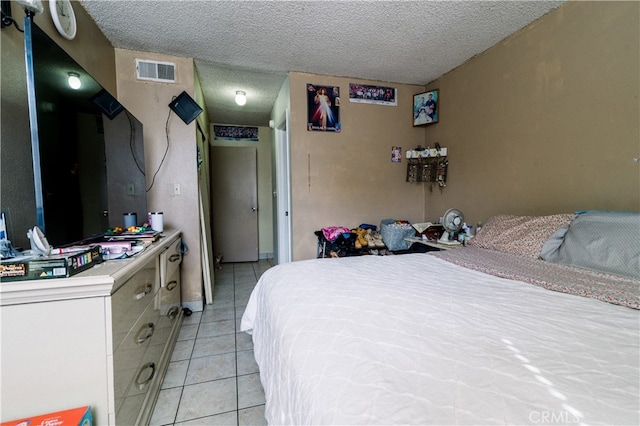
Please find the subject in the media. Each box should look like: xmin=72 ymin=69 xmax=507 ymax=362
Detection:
xmin=211 ymin=146 xmax=259 ymax=262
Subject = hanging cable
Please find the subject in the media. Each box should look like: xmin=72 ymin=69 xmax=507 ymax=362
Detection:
xmin=146 ymin=97 xmax=174 ymax=192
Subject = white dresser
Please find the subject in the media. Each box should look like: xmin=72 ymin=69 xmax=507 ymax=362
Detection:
xmin=0 ymin=229 xmax=183 ymax=425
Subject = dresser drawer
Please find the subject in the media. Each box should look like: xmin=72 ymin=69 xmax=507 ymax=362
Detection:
xmin=114 ymin=233 xmax=182 ymax=425
xmin=158 ymin=268 xmax=181 ymax=316
xmin=160 ymin=238 xmax=182 ymax=287
xmin=111 ymin=257 xmax=158 ymax=353
xmin=113 ymin=295 xmax=162 ymax=422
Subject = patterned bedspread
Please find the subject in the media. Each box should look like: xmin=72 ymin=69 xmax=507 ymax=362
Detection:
xmin=432 ymin=247 xmax=640 ymax=309
xmin=241 ymin=252 xmax=639 ymax=425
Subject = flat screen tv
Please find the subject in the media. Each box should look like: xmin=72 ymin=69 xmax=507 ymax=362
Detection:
xmin=19 ymin=21 xmax=148 ymax=247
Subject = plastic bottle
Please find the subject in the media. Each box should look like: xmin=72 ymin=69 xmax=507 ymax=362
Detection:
xmin=476 ymin=221 xmax=483 ymax=234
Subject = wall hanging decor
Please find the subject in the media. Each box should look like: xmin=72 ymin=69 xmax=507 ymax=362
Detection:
xmin=405 ymin=145 xmax=448 ymax=191
xmin=349 ymin=83 xmax=397 ymax=106
xmin=307 ymin=84 xmax=341 ymax=132
xmin=213 ymin=125 xmax=259 ymax=141
xmin=413 ymin=89 xmax=439 ymax=126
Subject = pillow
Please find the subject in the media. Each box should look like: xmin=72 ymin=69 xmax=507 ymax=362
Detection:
xmin=539 ymin=225 xmax=569 ymax=259
xmin=470 ymin=214 xmax=576 ymax=258
xmin=542 ymin=212 xmax=640 ymax=278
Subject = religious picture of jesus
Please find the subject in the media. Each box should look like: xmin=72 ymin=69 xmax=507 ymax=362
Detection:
xmin=307 ymin=84 xmax=341 ymax=132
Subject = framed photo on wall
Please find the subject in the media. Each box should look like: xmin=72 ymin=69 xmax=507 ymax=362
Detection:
xmin=413 ymin=89 xmax=439 ymax=126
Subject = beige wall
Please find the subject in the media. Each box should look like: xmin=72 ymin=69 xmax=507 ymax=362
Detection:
xmin=211 ymin=125 xmax=274 ymax=257
xmin=288 ymin=73 xmax=427 ymax=260
xmin=422 ymin=1 xmax=640 ymax=227
xmin=114 ymin=49 xmax=203 ymax=310
xmin=287 ymin=1 xmax=639 ymax=260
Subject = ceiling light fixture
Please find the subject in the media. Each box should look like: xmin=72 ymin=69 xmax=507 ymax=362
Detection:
xmin=67 ymin=72 xmax=81 ymax=90
xmin=235 ymin=90 xmax=246 ymax=106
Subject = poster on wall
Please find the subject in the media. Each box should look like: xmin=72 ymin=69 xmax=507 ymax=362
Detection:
xmin=213 ymin=125 xmax=259 ymax=141
xmin=307 ymin=84 xmax=341 ymax=132
xmin=391 ymin=146 xmax=402 ymax=163
xmin=349 ymin=83 xmax=397 ymax=106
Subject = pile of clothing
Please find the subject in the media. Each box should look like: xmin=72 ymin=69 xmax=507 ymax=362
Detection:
xmin=317 ymin=224 xmax=394 ymax=257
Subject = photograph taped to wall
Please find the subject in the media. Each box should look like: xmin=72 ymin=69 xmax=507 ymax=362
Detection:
xmin=413 ymin=89 xmax=439 ymax=126
xmin=213 ymin=125 xmax=259 ymax=141
xmin=307 ymin=84 xmax=341 ymax=132
xmin=349 ymin=83 xmax=397 ymax=106
xmin=392 ymin=146 xmax=402 ymax=163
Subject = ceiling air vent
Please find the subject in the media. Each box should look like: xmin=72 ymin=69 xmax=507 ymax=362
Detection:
xmin=135 ymin=59 xmax=176 ymax=83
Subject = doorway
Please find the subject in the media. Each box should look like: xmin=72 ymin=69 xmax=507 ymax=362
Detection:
xmin=211 ymin=146 xmax=259 ymax=262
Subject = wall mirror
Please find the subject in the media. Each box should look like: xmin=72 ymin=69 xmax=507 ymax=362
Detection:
xmin=1 ymin=20 xmax=147 ymax=249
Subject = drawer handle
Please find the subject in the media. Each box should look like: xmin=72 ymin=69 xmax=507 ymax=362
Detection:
xmin=168 ymin=254 xmax=181 ymax=263
xmin=167 ymin=306 xmax=180 ymax=320
xmin=135 ymin=322 xmax=155 ymax=344
xmin=166 ymin=280 xmax=178 ymax=291
xmin=135 ymin=362 xmax=156 ymax=390
xmin=135 ymin=283 xmax=153 ymax=300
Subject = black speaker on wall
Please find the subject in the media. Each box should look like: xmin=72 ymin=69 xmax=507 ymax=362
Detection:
xmin=168 ymin=91 xmax=203 ymax=124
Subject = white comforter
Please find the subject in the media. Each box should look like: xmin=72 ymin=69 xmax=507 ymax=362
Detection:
xmin=241 ymin=254 xmax=639 ymax=425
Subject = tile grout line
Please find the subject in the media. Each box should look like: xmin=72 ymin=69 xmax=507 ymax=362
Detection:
xmin=233 ymin=264 xmax=240 ymax=426
xmin=170 ymin=310 xmax=197 ymax=425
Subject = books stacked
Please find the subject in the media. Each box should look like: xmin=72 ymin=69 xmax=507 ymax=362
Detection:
xmin=105 ymin=230 xmax=161 ymax=242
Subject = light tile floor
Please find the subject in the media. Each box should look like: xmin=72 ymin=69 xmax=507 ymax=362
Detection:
xmin=150 ymin=260 xmax=273 ymax=425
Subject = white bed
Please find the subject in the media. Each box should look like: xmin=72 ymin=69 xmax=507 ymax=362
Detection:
xmin=241 ymin=213 xmax=640 ymax=425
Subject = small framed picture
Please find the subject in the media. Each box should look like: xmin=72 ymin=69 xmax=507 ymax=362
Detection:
xmin=413 ymin=89 xmax=439 ymax=126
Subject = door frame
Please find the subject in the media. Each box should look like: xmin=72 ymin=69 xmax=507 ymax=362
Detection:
xmin=273 ymin=109 xmax=292 ymax=264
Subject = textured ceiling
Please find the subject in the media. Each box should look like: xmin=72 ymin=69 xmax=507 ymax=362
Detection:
xmin=79 ymin=0 xmax=565 ymax=127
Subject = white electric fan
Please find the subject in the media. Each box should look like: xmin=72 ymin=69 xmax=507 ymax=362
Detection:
xmin=438 ymin=208 xmax=464 ymax=245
